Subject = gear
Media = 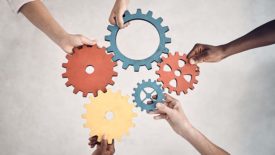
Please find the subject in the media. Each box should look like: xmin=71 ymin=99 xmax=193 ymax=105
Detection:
xmin=105 ymin=9 xmax=171 ymax=72
xmin=156 ymin=52 xmax=199 ymax=95
xmin=62 ymin=44 xmax=117 ymax=97
xmin=132 ymin=79 xmax=164 ymax=112
xmin=82 ymin=89 xmax=137 ymax=144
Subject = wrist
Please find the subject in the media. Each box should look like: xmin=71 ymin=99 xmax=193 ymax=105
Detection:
xmin=178 ymin=121 xmax=194 ymax=137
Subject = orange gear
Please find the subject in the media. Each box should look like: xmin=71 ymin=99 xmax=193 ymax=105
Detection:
xmin=156 ymin=52 xmax=199 ymax=95
xmin=62 ymin=44 xmax=117 ymax=97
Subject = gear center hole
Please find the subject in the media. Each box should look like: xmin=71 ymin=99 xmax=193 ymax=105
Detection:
xmin=105 ymin=111 xmax=114 ymax=120
xmin=140 ymin=87 xmax=157 ymax=104
xmin=85 ymin=65 xmax=94 ymax=74
xmin=174 ymin=70 xmax=181 ymax=77
xmin=116 ymin=21 xmax=160 ymax=60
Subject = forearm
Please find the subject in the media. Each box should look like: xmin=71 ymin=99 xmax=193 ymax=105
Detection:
xmin=180 ymin=124 xmax=230 ymax=155
xmin=20 ymin=1 xmax=67 ymax=46
xmin=222 ymin=20 xmax=275 ymax=58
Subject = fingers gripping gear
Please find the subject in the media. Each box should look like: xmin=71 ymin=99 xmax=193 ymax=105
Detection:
xmin=82 ymin=90 xmax=137 ymax=144
xmin=105 ymin=9 xmax=171 ymax=72
xmin=132 ymin=79 xmax=164 ymax=112
xmin=156 ymin=52 xmax=199 ymax=95
xmin=62 ymin=45 xmax=118 ymax=97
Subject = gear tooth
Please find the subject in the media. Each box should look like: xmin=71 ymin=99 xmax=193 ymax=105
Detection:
xmin=93 ymin=91 xmax=98 ymax=97
xmin=157 ymin=17 xmax=163 ymax=24
xmin=113 ymin=71 xmax=118 ymax=77
xmin=176 ymin=91 xmax=180 ymax=95
xmin=133 ymin=65 xmax=140 ymax=72
xmin=66 ymin=54 xmax=72 ymax=60
xmin=175 ymin=52 xmax=179 ymax=56
xmin=105 ymin=35 xmax=111 ymax=41
xmin=82 ymin=92 xmax=88 ymax=97
xmin=81 ymin=114 xmax=87 ymax=119
xmin=146 ymin=10 xmax=153 ymax=16
xmin=162 ymin=26 xmax=169 ymax=33
xmin=122 ymin=63 xmax=130 ymax=69
xmin=165 ymin=37 xmax=171 ymax=43
xmin=136 ymin=9 xmax=142 ymax=14
xmin=73 ymin=88 xmax=79 ymax=94
xmin=109 ymin=80 xmax=115 ymax=85
xmin=155 ymin=70 xmax=160 ymax=75
xmin=124 ymin=10 xmax=131 ymax=16
xmin=102 ymin=88 xmax=107 ymax=93
xmin=107 ymin=138 xmax=113 ymax=144
xmin=62 ymin=63 xmax=67 ymax=68
xmin=62 ymin=73 xmax=67 ymax=78
xmin=83 ymin=123 xmax=88 ymax=128
xmin=145 ymin=63 xmax=152 ymax=70
xmin=112 ymin=55 xmax=119 ymax=61
xmin=133 ymin=88 xmax=136 ymax=91
xmin=148 ymin=79 xmax=151 ymax=82
xmin=142 ymin=80 xmax=145 ymax=83
xmin=107 ymin=25 xmax=116 ymax=31
xmin=106 ymin=46 xmax=114 ymax=52
xmin=65 ymin=81 xmax=71 ymax=87
xmin=163 ymin=48 xmax=169 ymax=54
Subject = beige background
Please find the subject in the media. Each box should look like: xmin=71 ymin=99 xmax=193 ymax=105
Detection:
xmin=0 ymin=0 xmax=275 ymax=154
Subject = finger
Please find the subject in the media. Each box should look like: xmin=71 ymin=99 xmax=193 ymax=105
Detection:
xmin=148 ymin=110 xmax=162 ymax=115
xmin=156 ymin=103 xmax=173 ymax=115
xmin=88 ymin=136 xmax=98 ymax=148
xmin=100 ymin=135 xmax=108 ymax=151
xmin=164 ymin=94 xmax=176 ymax=103
xmin=154 ymin=114 xmax=167 ymax=120
xmin=116 ymin=10 xmax=125 ymax=28
xmin=109 ymin=12 xmax=116 ymax=25
xmin=147 ymin=100 xmax=153 ymax=105
xmin=191 ymin=50 xmax=209 ymax=64
xmin=187 ymin=43 xmax=203 ymax=59
xmin=107 ymin=139 xmax=115 ymax=152
xmin=81 ymin=36 xmax=96 ymax=46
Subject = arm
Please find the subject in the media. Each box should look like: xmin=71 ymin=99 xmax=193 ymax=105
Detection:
xmin=109 ymin=0 xmax=130 ymax=28
xmin=187 ymin=20 xmax=275 ymax=64
xmin=19 ymin=1 xmax=95 ymax=54
xmin=149 ymin=94 xmax=230 ymax=155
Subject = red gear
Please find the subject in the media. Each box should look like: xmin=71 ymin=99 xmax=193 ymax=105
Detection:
xmin=156 ymin=52 xmax=199 ymax=95
xmin=62 ymin=45 xmax=117 ymax=97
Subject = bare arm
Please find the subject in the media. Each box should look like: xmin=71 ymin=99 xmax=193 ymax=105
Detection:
xmin=19 ymin=1 xmax=95 ymax=53
xmin=187 ymin=20 xmax=275 ymax=64
xmin=149 ymin=94 xmax=230 ymax=155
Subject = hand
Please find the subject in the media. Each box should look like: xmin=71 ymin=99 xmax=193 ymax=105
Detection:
xmin=89 ymin=136 xmax=115 ymax=155
xmin=58 ymin=33 xmax=96 ymax=54
xmin=109 ymin=0 xmax=130 ymax=28
xmin=187 ymin=43 xmax=227 ymax=64
xmin=149 ymin=94 xmax=192 ymax=136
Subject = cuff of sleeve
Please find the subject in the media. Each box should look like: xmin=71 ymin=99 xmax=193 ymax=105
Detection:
xmin=7 ymin=0 xmax=41 ymax=13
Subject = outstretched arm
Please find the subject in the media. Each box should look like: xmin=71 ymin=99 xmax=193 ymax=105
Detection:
xmin=19 ymin=0 xmax=95 ymax=53
xmin=149 ymin=94 xmax=230 ymax=155
xmin=187 ymin=20 xmax=275 ymax=64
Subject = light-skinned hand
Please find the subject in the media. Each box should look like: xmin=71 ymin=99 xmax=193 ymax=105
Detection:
xmin=149 ymin=94 xmax=192 ymax=136
xmin=109 ymin=0 xmax=130 ymax=28
xmin=58 ymin=33 xmax=96 ymax=54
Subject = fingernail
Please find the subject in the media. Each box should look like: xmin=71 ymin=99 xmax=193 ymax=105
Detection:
xmin=190 ymin=58 xmax=195 ymax=64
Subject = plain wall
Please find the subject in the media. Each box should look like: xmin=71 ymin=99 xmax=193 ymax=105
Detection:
xmin=0 ymin=0 xmax=275 ymax=155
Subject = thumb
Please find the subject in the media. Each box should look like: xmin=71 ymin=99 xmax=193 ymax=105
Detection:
xmin=156 ymin=103 xmax=173 ymax=116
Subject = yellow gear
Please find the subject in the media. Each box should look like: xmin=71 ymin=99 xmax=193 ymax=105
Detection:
xmin=82 ymin=89 xmax=137 ymax=144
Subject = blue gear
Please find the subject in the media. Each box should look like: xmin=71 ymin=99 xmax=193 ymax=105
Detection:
xmin=132 ymin=79 xmax=164 ymax=112
xmin=105 ymin=9 xmax=171 ymax=72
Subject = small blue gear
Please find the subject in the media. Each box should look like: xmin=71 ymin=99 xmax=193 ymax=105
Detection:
xmin=105 ymin=9 xmax=171 ymax=72
xmin=132 ymin=79 xmax=165 ymax=112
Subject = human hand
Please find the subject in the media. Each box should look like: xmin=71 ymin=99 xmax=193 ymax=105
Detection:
xmin=58 ymin=33 xmax=96 ymax=54
xmin=187 ymin=43 xmax=227 ymax=64
xmin=89 ymin=136 xmax=115 ymax=155
xmin=109 ymin=0 xmax=130 ymax=28
xmin=149 ymin=94 xmax=192 ymax=137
